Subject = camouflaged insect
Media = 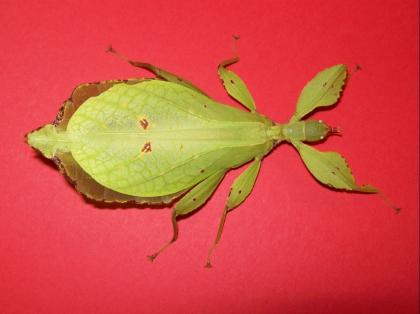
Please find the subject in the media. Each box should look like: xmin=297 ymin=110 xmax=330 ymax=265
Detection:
xmin=26 ymin=47 xmax=378 ymax=267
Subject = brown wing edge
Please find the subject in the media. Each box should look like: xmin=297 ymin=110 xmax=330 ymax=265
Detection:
xmin=54 ymin=152 xmax=184 ymax=205
xmin=54 ymin=78 xmax=152 ymax=130
xmin=52 ymin=78 xmax=184 ymax=205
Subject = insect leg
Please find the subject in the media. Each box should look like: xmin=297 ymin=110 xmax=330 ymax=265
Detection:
xmin=217 ymin=39 xmax=256 ymax=112
xmin=206 ymin=158 xmax=261 ymax=267
xmin=147 ymin=209 xmax=178 ymax=262
xmin=106 ymin=45 xmax=207 ymax=95
xmin=291 ymin=140 xmax=378 ymax=193
xmin=147 ymin=170 xmax=225 ymax=261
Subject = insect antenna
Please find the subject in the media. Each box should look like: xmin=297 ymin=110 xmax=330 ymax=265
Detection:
xmin=328 ymin=126 xmax=342 ymax=136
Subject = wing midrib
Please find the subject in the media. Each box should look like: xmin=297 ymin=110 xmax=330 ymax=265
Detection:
xmin=71 ymin=123 xmax=267 ymax=142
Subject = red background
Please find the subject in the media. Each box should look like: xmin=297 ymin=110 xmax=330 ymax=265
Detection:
xmin=0 ymin=1 xmax=418 ymax=313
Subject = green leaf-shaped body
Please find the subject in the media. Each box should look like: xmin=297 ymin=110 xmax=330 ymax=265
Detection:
xmin=30 ymin=80 xmax=274 ymax=198
xmin=27 ymin=56 xmax=381 ymax=265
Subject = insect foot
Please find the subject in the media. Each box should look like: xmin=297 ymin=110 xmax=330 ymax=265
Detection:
xmin=147 ymin=254 xmax=158 ymax=262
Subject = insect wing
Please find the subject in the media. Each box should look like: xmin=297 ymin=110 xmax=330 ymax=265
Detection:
xmin=66 ymin=81 xmax=272 ymax=197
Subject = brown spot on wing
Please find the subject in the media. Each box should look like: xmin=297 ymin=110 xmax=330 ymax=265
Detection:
xmin=139 ymin=118 xmax=149 ymax=130
xmin=141 ymin=142 xmax=152 ymax=153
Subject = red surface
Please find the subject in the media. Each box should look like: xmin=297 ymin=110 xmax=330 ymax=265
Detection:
xmin=0 ymin=1 xmax=418 ymax=313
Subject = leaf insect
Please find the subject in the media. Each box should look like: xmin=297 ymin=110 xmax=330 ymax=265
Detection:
xmin=26 ymin=44 xmax=396 ymax=267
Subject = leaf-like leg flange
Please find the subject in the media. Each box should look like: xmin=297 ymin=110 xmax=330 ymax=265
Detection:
xmin=147 ymin=170 xmax=226 ymax=261
xmin=292 ymin=140 xmax=377 ymax=193
xmin=290 ymin=64 xmax=347 ymax=122
xmin=218 ymin=56 xmax=256 ymax=112
xmin=205 ymin=159 xmax=261 ymax=267
xmin=292 ymin=141 xmax=400 ymax=212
